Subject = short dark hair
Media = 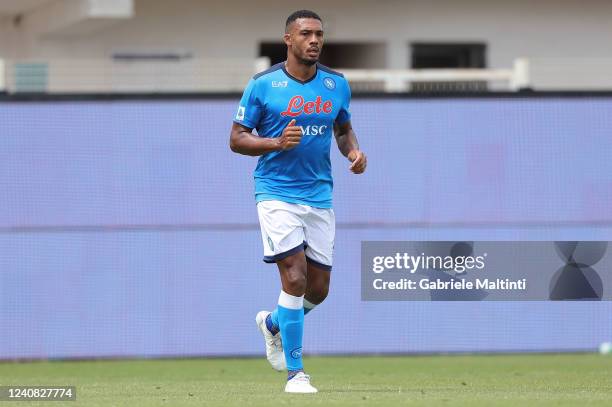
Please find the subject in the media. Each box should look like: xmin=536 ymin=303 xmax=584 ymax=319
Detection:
xmin=285 ymin=10 xmax=322 ymax=31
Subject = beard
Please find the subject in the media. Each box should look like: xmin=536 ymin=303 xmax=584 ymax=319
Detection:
xmin=296 ymin=48 xmax=319 ymax=66
xmin=300 ymin=58 xmax=317 ymax=66
xmin=298 ymin=55 xmax=318 ymax=66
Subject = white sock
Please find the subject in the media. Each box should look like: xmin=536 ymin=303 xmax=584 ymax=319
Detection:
xmin=303 ymin=298 xmax=317 ymax=314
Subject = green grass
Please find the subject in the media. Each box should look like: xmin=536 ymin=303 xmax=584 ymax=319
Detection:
xmin=1 ymin=354 xmax=611 ymax=406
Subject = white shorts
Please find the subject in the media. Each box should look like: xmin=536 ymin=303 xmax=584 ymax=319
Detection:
xmin=256 ymin=200 xmax=335 ymax=270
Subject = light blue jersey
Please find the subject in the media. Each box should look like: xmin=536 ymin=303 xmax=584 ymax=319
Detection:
xmin=234 ymin=62 xmax=352 ymax=208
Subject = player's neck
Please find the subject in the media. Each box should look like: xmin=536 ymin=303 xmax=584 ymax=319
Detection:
xmin=284 ymin=59 xmax=317 ymax=82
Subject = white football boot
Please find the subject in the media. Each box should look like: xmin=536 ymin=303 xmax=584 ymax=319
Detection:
xmin=255 ymin=311 xmax=286 ymax=371
xmin=285 ymin=371 xmax=318 ymax=393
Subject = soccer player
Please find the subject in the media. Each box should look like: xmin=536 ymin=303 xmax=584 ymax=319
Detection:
xmin=229 ymin=10 xmax=367 ymax=393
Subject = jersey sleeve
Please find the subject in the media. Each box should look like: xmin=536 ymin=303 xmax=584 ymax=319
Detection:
xmin=335 ymin=78 xmax=352 ymax=125
xmin=234 ymin=78 xmax=263 ymax=129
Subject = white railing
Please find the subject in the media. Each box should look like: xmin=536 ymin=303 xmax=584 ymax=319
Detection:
xmin=528 ymin=58 xmax=612 ymax=90
xmin=341 ymin=58 xmax=531 ymax=92
xmin=0 ymin=57 xmax=533 ymax=93
xmin=0 ymin=57 xmax=271 ymax=93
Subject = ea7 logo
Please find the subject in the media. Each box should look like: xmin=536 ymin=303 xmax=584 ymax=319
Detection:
xmin=235 ymin=106 xmax=245 ymax=120
xmin=272 ymin=81 xmax=288 ymax=88
xmin=300 ymin=125 xmax=328 ymax=136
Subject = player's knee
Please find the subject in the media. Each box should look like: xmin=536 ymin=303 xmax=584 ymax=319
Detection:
xmin=284 ymin=268 xmax=307 ymax=294
xmin=306 ymin=272 xmax=330 ymax=304
xmin=310 ymin=283 xmax=329 ymax=304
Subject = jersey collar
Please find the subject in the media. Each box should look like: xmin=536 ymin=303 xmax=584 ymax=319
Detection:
xmin=282 ymin=61 xmax=318 ymax=85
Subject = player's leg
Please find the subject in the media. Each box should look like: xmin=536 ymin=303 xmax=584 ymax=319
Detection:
xmin=275 ymin=250 xmax=317 ymax=393
xmin=255 ymin=201 xmax=305 ymax=372
xmin=273 ymin=206 xmax=332 ymax=393
xmin=304 ymin=259 xmax=331 ymax=313
xmin=275 ymin=251 xmax=307 ymax=373
xmin=254 ymin=201 xmax=317 ymax=391
xmin=302 ymin=205 xmax=335 ymax=313
xmin=268 ymin=259 xmax=328 ymax=322
xmin=269 ymin=205 xmax=333 ymax=324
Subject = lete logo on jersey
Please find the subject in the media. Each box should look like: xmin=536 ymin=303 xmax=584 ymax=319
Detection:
xmin=280 ymin=95 xmax=332 ymax=117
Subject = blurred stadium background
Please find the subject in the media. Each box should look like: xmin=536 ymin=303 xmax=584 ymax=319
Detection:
xmin=1 ymin=0 xmax=612 ymax=363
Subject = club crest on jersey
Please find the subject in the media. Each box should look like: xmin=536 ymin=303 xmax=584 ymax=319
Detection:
xmin=323 ymin=77 xmax=336 ymax=90
xmin=280 ymin=95 xmax=333 ymax=117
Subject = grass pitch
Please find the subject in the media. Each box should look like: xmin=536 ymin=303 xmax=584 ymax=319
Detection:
xmin=1 ymin=354 xmax=611 ymax=406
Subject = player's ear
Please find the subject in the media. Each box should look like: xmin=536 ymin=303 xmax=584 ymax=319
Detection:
xmin=283 ymin=33 xmax=291 ymax=46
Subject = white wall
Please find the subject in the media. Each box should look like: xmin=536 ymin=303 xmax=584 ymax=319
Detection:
xmin=2 ymin=0 xmax=612 ymax=89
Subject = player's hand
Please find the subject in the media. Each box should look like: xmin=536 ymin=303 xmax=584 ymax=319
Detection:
xmin=348 ymin=149 xmax=367 ymax=174
xmin=277 ymin=119 xmax=302 ymax=151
